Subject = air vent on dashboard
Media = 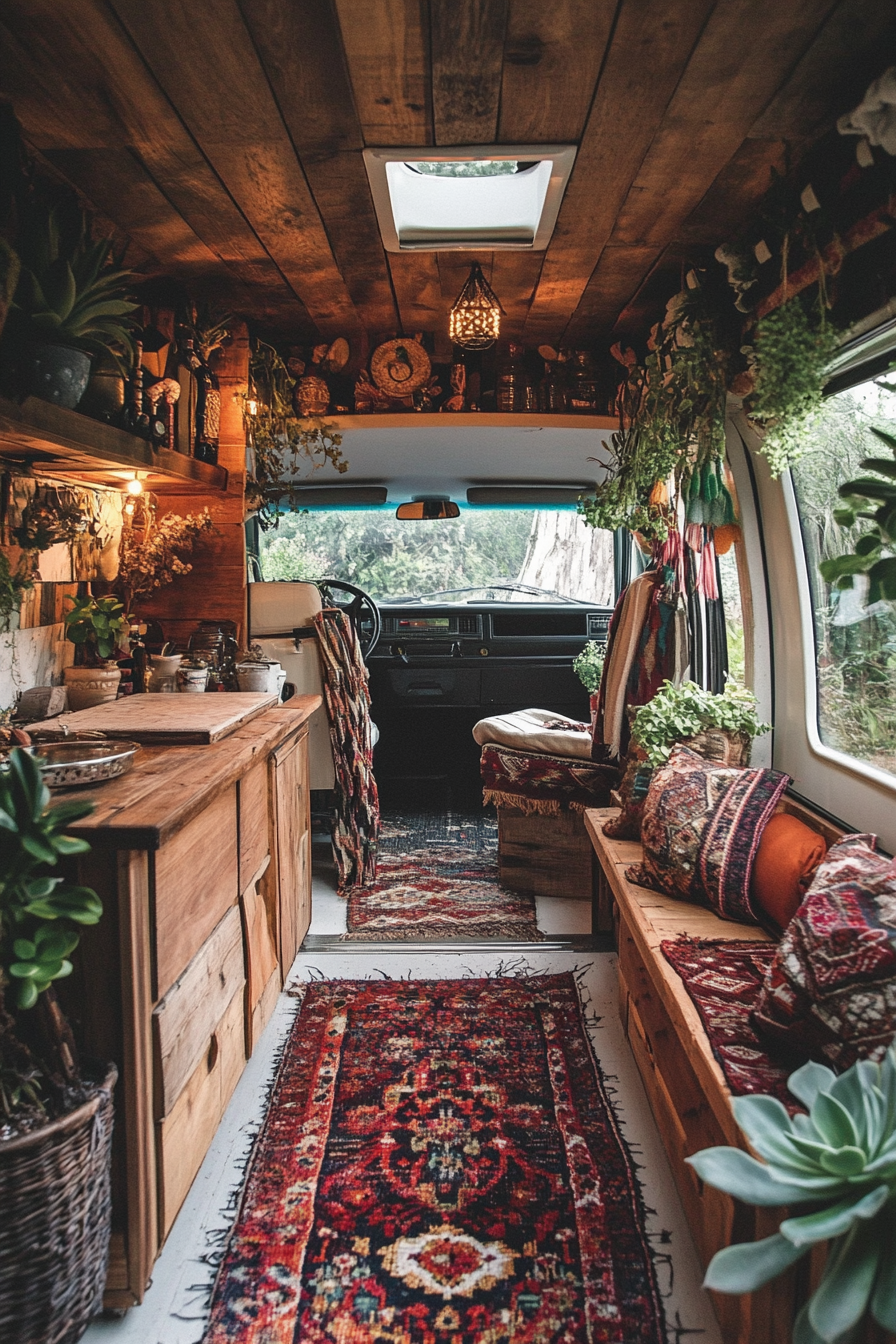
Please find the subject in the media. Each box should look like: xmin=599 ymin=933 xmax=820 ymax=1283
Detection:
xmin=457 ymin=615 xmax=479 ymax=634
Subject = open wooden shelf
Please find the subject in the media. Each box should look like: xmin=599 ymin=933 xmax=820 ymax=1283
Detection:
xmin=327 ymin=412 xmax=617 ymax=431
xmin=0 ymin=395 xmax=229 ymax=494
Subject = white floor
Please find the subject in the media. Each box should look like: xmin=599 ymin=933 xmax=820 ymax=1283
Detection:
xmin=84 ymin=848 xmax=722 ymax=1344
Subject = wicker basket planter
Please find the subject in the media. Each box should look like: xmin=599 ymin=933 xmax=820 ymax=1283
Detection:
xmin=0 ymin=1064 xmax=117 ymax=1344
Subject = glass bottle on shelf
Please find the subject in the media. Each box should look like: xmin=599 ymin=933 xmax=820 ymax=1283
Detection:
xmin=174 ymin=333 xmax=199 ymax=456
xmin=496 ymin=343 xmax=535 ymax=413
xmin=120 ymin=340 xmax=152 ymax=439
xmin=193 ymin=347 xmax=221 ymax=465
xmin=567 ymin=350 xmax=600 ymax=413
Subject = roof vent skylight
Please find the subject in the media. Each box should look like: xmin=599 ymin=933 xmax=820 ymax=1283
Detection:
xmin=364 ymin=145 xmax=576 ymax=252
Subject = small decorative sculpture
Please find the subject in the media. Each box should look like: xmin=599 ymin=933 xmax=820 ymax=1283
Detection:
xmin=293 ymin=343 xmax=331 ymax=417
xmin=440 ymin=362 xmax=466 ymax=413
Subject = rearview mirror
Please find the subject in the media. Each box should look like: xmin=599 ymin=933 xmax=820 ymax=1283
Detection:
xmin=395 ymin=499 xmax=460 ymax=520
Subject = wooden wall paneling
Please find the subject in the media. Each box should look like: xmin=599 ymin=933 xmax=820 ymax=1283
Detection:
xmin=521 ymin=0 xmax=717 ymax=345
xmin=430 ymin=0 xmax=508 ymax=146
xmin=0 ymin=3 xmax=312 ymax=337
xmin=331 ymin=0 xmax=432 ymax=146
xmin=607 ymin=0 xmax=835 ymax=252
xmin=238 ymin=0 xmax=400 ymax=338
xmin=105 ymin=0 xmax=363 ymax=341
xmin=387 ymin=253 xmax=445 ymax=346
xmin=498 ymin=0 xmax=615 ymax=144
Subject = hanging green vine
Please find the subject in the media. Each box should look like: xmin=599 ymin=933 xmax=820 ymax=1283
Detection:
xmin=579 ymin=281 xmax=731 ymax=540
xmin=744 ymin=298 xmax=837 ymax=477
xmin=243 ymin=339 xmax=348 ymax=528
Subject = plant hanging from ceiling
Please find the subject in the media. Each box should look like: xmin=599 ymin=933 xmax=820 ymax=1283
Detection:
xmin=114 ymin=495 xmax=215 ymax=614
xmin=243 ymin=339 xmax=347 ymax=528
xmin=579 ymin=279 xmax=732 ymax=541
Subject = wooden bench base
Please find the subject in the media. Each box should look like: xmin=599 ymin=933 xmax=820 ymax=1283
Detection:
xmin=497 ymin=805 xmax=613 ymax=931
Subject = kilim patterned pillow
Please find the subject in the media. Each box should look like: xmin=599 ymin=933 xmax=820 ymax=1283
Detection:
xmin=626 ymin=744 xmax=789 ymax=925
xmin=752 ymin=833 xmax=896 ymax=1071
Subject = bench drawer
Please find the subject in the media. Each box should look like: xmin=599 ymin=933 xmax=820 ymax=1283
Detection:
xmin=239 ymin=760 xmax=270 ymax=892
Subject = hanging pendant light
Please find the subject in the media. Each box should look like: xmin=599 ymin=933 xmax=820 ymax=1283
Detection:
xmin=449 ymin=262 xmax=503 ymax=351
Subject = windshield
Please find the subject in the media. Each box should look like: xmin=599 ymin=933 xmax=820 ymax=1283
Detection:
xmin=259 ymin=507 xmax=614 ymax=604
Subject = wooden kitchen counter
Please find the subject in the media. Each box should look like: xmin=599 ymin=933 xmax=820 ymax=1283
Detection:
xmin=66 ymin=695 xmax=320 ymax=849
xmin=61 ymin=693 xmax=322 ymax=1310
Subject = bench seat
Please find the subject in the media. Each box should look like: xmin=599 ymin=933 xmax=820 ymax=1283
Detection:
xmin=584 ymin=802 xmax=894 ymax=1344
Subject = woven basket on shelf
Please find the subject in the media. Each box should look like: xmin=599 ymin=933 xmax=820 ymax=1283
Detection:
xmin=0 ymin=1064 xmax=117 ymax=1344
xmin=683 ymin=726 xmax=752 ymax=766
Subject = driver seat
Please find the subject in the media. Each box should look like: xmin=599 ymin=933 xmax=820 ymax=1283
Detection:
xmin=248 ymin=581 xmax=335 ymax=790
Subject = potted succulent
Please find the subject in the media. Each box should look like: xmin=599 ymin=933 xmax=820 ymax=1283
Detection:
xmin=0 ymin=748 xmax=116 ymax=1344
xmin=63 ymin=594 xmax=131 ymax=711
xmin=573 ymin=640 xmax=606 ymax=727
xmin=689 ymin=1046 xmax=896 ymax=1343
xmin=7 ymin=205 xmax=138 ymax=409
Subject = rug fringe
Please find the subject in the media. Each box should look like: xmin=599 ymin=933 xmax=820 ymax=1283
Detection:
xmin=482 ymin=788 xmax=562 ymax=815
xmin=341 ymin=922 xmax=545 ymax=942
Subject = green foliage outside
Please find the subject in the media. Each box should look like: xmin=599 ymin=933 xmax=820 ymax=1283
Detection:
xmin=791 ymin=380 xmax=896 ymax=776
xmin=689 ymin=1045 xmax=896 ymax=1343
xmin=632 ymin=678 xmax=769 ymax=768
xmin=261 ymin=509 xmax=535 ymax=601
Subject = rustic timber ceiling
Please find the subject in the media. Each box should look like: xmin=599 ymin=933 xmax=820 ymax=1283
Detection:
xmin=1 ymin=0 xmax=894 ymax=355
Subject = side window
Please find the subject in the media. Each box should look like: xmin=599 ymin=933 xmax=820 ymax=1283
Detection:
xmin=790 ymin=373 xmax=896 ymax=779
xmin=716 ymin=542 xmax=746 ymax=684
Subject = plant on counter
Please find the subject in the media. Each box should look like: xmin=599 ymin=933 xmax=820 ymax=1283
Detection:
xmin=573 ymin=640 xmax=606 ymax=694
xmin=632 ymin=678 xmax=770 ymax=768
xmin=688 ymin=1045 xmax=896 ymax=1343
xmin=244 ymin=339 xmax=347 ymax=527
xmin=63 ymin=593 xmax=131 ymax=666
xmin=579 ymin=281 xmax=732 ymax=542
xmin=819 ymin=422 xmax=896 ymax=603
xmin=114 ymin=499 xmax=215 ymax=613
xmin=744 ymin=297 xmax=838 ymax=478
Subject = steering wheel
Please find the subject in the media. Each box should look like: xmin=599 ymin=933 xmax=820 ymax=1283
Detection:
xmin=316 ymin=578 xmax=382 ymax=658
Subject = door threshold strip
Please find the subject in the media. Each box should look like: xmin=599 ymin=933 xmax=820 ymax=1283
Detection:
xmin=301 ymin=934 xmax=614 ymax=954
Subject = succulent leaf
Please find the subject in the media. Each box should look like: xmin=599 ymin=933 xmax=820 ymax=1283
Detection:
xmin=779 ymin=1186 xmax=889 ymax=1246
xmin=871 ymin=1232 xmax=896 ymax=1332
xmin=685 ymin=1147 xmax=841 ymax=1205
xmin=703 ymin=1232 xmax=808 ymax=1293
xmin=808 ymin=1219 xmax=881 ymax=1341
xmin=789 ymin=1060 xmax=838 ymax=1110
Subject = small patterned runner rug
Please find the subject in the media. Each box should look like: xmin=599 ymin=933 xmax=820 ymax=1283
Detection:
xmin=204 ymin=975 xmax=666 ymax=1344
xmin=344 ymin=811 xmax=543 ymax=941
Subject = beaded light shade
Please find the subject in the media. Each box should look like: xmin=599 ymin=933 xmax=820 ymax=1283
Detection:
xmin=448 ymin=262 xmax=503 ymax=350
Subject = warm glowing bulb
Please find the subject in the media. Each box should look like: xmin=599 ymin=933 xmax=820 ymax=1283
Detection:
xmin=247 ymin=398 xmax=258 ymax=417
xmin=126 ymin=476 xmax=143 ymax=496
xmin=124 ymin=501 xmax=136 ymax=515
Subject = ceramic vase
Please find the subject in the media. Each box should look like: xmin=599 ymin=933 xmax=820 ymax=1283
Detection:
xmin=64 ymin=663 xmax=121 ymax=711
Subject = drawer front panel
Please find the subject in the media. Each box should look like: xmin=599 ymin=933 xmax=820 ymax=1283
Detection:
xmin=154 ymin=788 xmax=239 ymax=997
xmin=272 ymin=732 xmax=311 ymax=970
xmin=157 ymin=988 xmax=245 ymax=1237
xmin=152 ymin=906 xmax=245 ymax=1119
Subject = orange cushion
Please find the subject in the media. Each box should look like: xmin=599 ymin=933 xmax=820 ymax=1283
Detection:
xmin=751 ymin=812 xmax=827 ymax=932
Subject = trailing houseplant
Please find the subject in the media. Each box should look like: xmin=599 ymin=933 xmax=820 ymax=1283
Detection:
xmin=114 ymin=498 xmax=215 ymax=614
xmin=244 ymin=339 xmax=348 ymax=527
xmin=819 ymin=423 xmax=896 ymax=603
xmin=0 ymin=748 xmax=116 ymax=1344
xmin=632 ymin=678 xmax=770 ymax=768
xmin=688 ymin=1045 xmax=896 ymax=1343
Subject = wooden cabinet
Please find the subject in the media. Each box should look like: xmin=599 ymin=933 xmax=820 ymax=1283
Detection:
xmin=62 ymin=701 xmax=318 ymax=1309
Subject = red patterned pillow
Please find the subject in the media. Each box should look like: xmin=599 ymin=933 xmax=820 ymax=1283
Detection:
xmin=752 ymin=833 xmax=896 ymax=1071
xmin=626 ymin=745 xmax=789 ymax=925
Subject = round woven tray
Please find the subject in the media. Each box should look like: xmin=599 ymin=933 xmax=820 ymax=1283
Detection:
xmin=0 ymin=1064 xmax=117 ymax=1343
xmin=369 ymin=338 xmax=431 ymax=396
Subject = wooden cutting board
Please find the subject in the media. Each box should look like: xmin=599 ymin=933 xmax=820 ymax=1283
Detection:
xmin=43 ymin=692 xmax=280 ymax=744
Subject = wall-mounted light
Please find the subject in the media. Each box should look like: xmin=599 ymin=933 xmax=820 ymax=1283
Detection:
xmin=449 ymin=262 xmax=503 ymax=351
xmin=246 ymin=397 xmax=258 ymax=417
xmin=126 ymin=474 xmax=143 ymax=496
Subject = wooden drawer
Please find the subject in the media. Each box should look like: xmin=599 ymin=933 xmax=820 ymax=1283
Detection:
xmin=153 ymin=788 xmax=239 ymax=997
xmin=152 ymin=906 xmax=245 ymax=1120
xmin=238 ymin=759 xmax=270 ymax=893
xmin=156 ymin=988 xmax=245 ymax=1238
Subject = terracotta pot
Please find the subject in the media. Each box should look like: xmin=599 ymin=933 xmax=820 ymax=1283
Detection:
xmin=64 ymin=663 xmax=121 ymax=711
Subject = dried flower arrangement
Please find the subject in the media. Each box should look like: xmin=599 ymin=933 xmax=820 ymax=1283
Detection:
xmin=114 ymin=497 xmax=215 ymax=613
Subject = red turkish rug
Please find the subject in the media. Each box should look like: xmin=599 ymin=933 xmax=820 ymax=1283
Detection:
xmin=344 ymin=812 xmax=543 ymax=941
xmin=661 ymin=937 xmax=796 ymax=1109
xmin=204 ymin=975 xmax=666 ymax=1344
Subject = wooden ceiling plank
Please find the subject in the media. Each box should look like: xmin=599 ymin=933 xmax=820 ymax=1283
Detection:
xmin=489 ymin=251 xmax=543 ymax=340
xmin=675 ymin=139 xmax=790 ymax=248
xmin=238 ymin=0 xmax=400 ymax=337
xmin=609 ymin=0 xmax=838 ymax=250
xmin=387 ymin=253 xmax=444 ymax=334
xmin=498 ymin=0 xmax=615 ymax=144
xmin=748 ymin=0 xmax=896 ymax=142
xmin=331 ymin=0 xmax=432 ymax=147
xmin=521 ymin=0 xmax=717 ymax=345
xmin=563 ymin=243 xmax=664 ymax=346
xmin=105 ymin=0 xmax=364 ymax=340
xmin=431 ymin=0 xmax=508 ymax=146
xmin=0 ymin=4 xmax=314 ymax=333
